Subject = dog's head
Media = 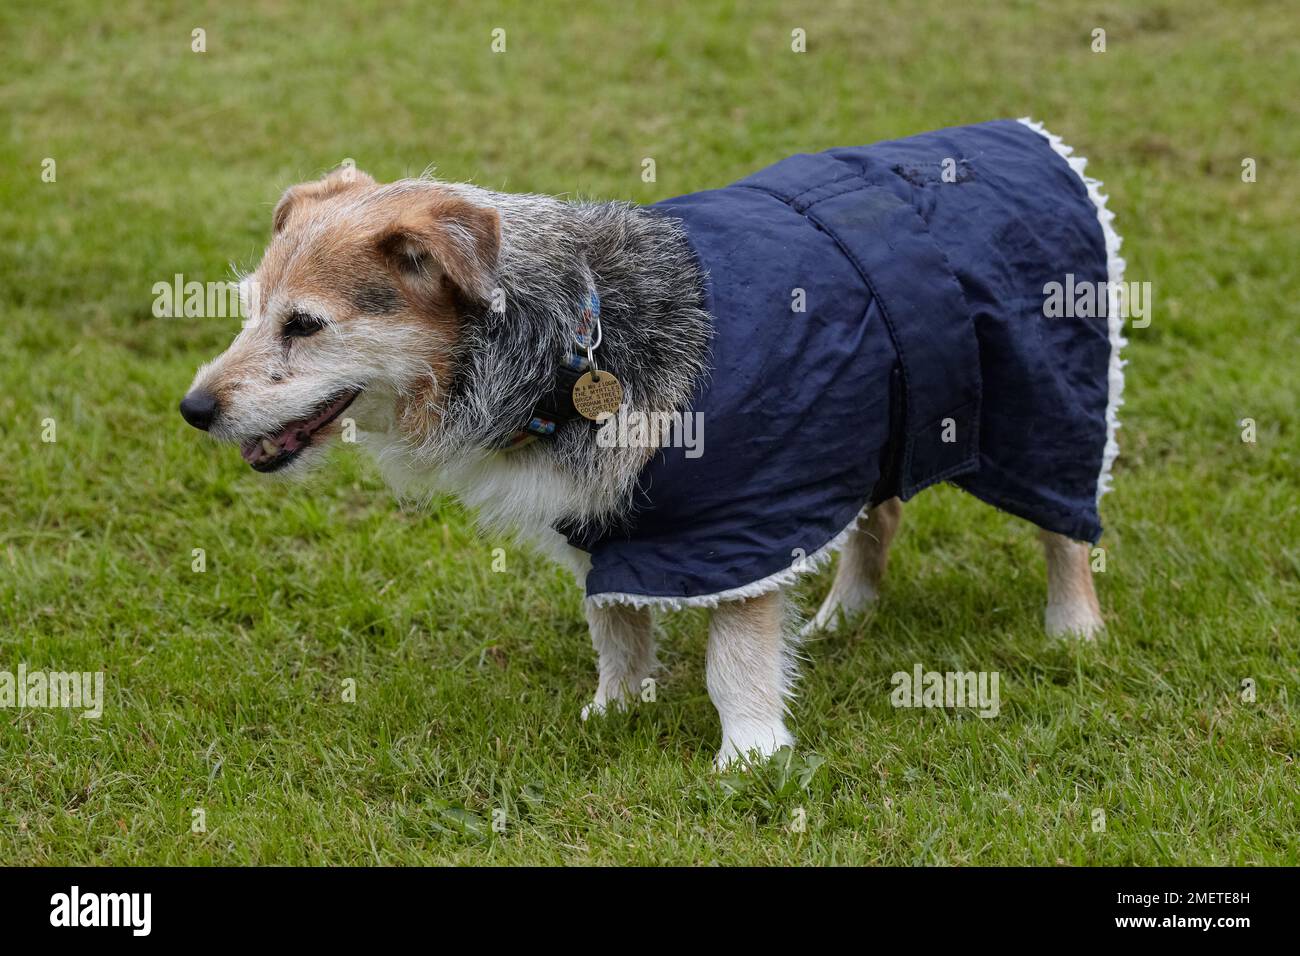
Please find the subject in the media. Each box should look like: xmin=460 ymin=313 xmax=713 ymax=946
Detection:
xmin=179 ymin=166 xmax=500 ymax=474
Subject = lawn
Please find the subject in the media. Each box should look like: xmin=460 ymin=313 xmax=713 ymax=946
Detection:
xmin=0 ymin=0 xmax=1296 ymax=865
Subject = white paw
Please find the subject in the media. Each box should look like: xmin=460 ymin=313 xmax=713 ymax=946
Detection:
xmin=581 ymin=694 xmax=633 ymax=721
xmin=714 ymin=725 xmax=796 ymax=770
xmin=1045 ymin=603 xmax=1104 ymax=640
xmin=804 ymin=583 xmax=878 ymax=636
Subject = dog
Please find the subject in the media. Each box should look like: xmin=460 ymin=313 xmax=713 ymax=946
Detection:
xmin=181 ymin=119 xmax=1124 ymax=767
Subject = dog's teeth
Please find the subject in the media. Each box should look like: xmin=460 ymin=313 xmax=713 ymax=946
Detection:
xmin=261 ymin=439 xmax=278 ymax=456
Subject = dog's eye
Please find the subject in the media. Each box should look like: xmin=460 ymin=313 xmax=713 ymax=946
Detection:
xmin=283 ymin=312 xmax=327 ymax=338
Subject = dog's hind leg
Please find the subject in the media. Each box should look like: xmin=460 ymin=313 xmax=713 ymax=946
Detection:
xmin=808 ymin=497 xmax=902 ymax=633
xmin=581 ymin=603 xmax=657 ymax=720
xmin=708 ymin=589 xmax=796 ymax=769
xmin=1039 ymin=529 xmax=1104 ymax=639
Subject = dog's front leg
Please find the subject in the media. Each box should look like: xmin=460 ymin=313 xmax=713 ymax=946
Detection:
xmin=707 ymin=589 xmax=795 ymax=769
xmin=581 ymin=603 xmax=657 ymax=720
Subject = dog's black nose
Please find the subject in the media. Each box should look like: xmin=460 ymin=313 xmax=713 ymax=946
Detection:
xmin=179 ymin=390 xmax=219 ymax=431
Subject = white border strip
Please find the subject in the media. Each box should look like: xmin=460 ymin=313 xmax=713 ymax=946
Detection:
xmin=1017 ymin=117 xmax=1127 ymax=503
xmin=586 ymin=506 xmax=868 ymax=611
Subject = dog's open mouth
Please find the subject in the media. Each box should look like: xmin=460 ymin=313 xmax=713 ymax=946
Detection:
xmin=240 ymin=387 xmax=362 ymax=473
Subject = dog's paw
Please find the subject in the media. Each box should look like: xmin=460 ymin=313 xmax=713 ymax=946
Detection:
xmin=581 ymin=695 xmax=633 ymax=721
xmin=803 ymin=583 xmax=878 ymax=637
xmin=714 ymin=726 xmax=796 ymax=771
xmin=1045 ymin=603 xmax=1104 ymax=640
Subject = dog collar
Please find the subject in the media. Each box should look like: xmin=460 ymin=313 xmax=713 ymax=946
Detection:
xmin=502 ymin=286 xmax=602 ymax=449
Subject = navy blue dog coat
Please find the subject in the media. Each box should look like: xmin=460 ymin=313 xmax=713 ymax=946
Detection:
xmin=567 ymin=119 xmax=1126 ymax=608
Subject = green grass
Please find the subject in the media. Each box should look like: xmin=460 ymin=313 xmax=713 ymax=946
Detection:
xmin=1 ymin=0 xmax=1297 ymax=865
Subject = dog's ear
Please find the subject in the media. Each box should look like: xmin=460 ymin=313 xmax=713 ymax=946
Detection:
xmin=375 ymin=194 xmax=500 ymax=304
xmin=273 ymin=165 xmax=376 ymax=234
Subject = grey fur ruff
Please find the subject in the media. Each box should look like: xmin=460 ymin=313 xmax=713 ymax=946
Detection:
xmin=401 ymin=179 xmax=713 ymax=534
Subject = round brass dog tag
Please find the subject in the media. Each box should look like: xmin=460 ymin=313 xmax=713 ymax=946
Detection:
xmin=572 ymin=371 xmax=623 ymax=420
